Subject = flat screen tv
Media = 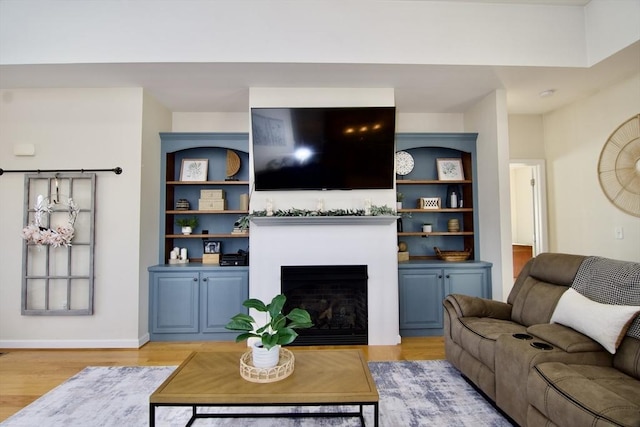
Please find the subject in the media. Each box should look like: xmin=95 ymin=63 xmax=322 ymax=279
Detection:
xmin=251 ymin=106 xmax=396 ymax=191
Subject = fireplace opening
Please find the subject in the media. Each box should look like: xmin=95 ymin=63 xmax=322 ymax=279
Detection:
xmin=281 ymin=265 xmax=368 ymax=346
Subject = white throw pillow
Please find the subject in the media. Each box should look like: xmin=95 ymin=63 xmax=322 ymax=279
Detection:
xmin=550 ymin=288 xmax=640 ymax=354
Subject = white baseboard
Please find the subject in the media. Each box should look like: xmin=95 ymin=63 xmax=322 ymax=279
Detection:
xmin=1 ymin=335 xmax=150 ymax=349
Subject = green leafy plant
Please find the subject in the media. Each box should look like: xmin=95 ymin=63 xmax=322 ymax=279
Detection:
xmin=397 ymin=192 xmax=405 ymax=202
xmin=235 ymin=214 xmax=251 ymax=230
xmin=175 ymin=216 xmax=199 ymax=229
xmin=236 ymin=205 xmax=396 ymax=229
xmin=225 ymin=294 xmax=313 ymax=350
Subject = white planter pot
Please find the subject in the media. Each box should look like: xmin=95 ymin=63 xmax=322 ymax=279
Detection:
xmin=181 ymin=226 xmax=192 ymax=235
xmin=252 ymin=342 xmax=280 ymax=368
xmin=396 ymin=202 xmax=403 ymax=209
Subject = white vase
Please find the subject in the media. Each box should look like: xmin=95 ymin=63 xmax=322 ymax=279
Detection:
xmin=181 ymin=226 xmax=192 ymax=235
xmin=252 ymin=342 xmax=280 ymax=368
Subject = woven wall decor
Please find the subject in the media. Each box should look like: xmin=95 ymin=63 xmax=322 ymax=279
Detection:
xmin=597 ymin=114 xmax=640 ymax=217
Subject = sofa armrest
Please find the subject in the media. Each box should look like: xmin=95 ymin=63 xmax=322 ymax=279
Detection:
xmin=445 ymin=294 xmax=512 ymax=320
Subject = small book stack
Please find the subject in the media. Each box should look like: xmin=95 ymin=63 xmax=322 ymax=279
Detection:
xmin=232 ymin=224 xmax=248 ymax=235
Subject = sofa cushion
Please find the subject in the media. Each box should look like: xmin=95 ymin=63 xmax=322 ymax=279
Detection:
xmin=527 ymin=323 xmax=604 ymax=353
xmin=528 ymin=362 xmax=640 ymax=427
xmin=455 ymin=317 xmax=527 ymax=371
xmin=550 ymin=288 xmax=639 ymax=354
xmin=614 ymin=337 xmax=640 ymax=380
xmin=511 ymin=276 xmax=569 ymax=326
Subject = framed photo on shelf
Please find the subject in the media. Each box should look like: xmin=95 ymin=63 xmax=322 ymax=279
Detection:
xmin=436 ymin=158 xmax=465 ymax=181
xmin=180 ymin=159 xmax=208 ymax=181
xmin=203 ymin=239 xmax=222 ymax=254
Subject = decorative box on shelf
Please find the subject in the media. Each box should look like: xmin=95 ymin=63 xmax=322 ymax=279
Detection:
xmin=418 ymin=197 xmax=441 ymax=210
xmin=201 ymin=189 xmax=225 ymax=199
xmin=199 ymin=199 xmax=226 ymax=210
xmin=199 ymin=188 xmax=226 ymax=210
xmin=202 ymin=254 xmax=220 ymax=265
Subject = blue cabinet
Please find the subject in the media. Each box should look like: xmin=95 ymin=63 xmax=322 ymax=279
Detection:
xmin=151 ymin=271 xmax=199 ymax=334
xmin=149 ymin=266 xmax=248 ymax=341
xmin=398 ymin=261 xmax=492 ymax=336
xmin=200 ymin=270 xmax=248 ymax=334
xmin=399 ymin=268 xmax=444 ymax=333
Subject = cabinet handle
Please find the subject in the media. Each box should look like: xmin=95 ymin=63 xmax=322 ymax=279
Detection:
xmin=193 ymin=277 xmax=198 ymax=282
xmin=446 ymin=274 xmax=450 ymax=279
xmin=202 ymin=277 xmax=207 ymax=282
xmin=438 ymin=275 xmax=443 ymax=279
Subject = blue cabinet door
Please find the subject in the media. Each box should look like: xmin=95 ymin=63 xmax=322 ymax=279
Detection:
xmin=444 ymin=268 xmax=491 ymax=298
xmin=399 ymin=268 xmax=445 ymax=333
xmin=200 ymin=270 xmax=248 ymax=334
xmin=150 ymin=272 xmax=199 ymax=334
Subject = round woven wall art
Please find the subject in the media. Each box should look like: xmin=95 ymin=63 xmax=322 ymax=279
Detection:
xmin=597 ymin=114 xmax=640 ymax=217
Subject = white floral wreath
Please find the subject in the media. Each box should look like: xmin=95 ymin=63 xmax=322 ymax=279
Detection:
xmin=21 ymin=195 xmax=79 ymax=247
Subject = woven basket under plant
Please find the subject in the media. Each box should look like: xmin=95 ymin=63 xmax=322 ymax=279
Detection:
xmin=239 ymin=347 xmax=295 ymax=383
xmin=434 ymin=247 xmax=472 ymax=262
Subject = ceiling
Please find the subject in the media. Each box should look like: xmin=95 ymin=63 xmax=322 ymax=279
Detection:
xmin=0 ymin=1 xmax=637 ymax=115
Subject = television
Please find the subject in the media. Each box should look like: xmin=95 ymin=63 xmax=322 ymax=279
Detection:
xmin=251 ymin=106 xmax=396 ymax=191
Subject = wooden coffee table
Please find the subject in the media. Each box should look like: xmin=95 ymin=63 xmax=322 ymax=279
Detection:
xmin=149 ymin=349 xmax=379 ymax=426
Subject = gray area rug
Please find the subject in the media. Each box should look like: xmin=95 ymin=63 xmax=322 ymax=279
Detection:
xmin=1 ymin=360 xmax=511 ymax=426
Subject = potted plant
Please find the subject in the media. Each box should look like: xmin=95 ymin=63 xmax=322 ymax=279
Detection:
xmin=396 ymin=192 xmax=404 ymax=210
xmin=175 ymin=216 xmax=198 ymax=235
xmin=225 ymin=294 xmax=313 ymax=368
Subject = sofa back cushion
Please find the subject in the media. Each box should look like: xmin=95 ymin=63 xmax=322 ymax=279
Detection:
xmin=508 ymin=253 xmax=586 ymax=326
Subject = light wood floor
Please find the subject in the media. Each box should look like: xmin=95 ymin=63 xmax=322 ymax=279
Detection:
xmin=0 ymin=336 xmax=444 ymax=422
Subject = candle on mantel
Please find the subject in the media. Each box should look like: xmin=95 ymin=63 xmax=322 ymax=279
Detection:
xmin=180 ymin=248 xmax=187 ymax=260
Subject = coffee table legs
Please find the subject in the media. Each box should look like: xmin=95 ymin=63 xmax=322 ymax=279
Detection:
xmin=149 ymin=402 xmax=379 ymax=426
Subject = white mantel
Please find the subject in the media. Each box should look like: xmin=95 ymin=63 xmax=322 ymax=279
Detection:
xmin=249 ymin=216 xmax=400 ymax=345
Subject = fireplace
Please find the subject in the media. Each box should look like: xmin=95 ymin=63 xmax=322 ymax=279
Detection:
xmin=249 ymin=216 xmax=399 ymax=345
xmin=281 ymin=265 xmax=368 ymax=346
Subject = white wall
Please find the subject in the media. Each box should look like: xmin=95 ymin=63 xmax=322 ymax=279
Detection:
xmin=464 ymin=90 xmax=513 ymax=301
xmin=172 ymin=113 xmax=248 ymax=132
xmin=173 ymin=112 xmax=465 ymax=134
xmin=0 ymin=1 xmax=602 ymax=68
xmin=0 ymin=88 xmax=152 ymax=348
xmin=508 ymin=115 xmax=546 ymax=159
xmin=138 ymin=91 xmax=172 ymax=341
xmin=543 ymin=73 xmax=640 ymax=262
xmin=585 ymin=0 xmax=640 ymax=65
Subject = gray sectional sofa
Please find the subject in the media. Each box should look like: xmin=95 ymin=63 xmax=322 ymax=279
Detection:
xmin=443 ymin=252 xmax=640 ymax=427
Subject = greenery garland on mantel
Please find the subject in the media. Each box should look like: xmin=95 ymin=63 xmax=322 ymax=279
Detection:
xmin=237 ymin=205 xmax=397 ymax=229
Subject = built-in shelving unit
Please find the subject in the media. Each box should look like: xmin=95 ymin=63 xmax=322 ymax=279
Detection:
xmin=395 ymin=133 xmax=479 ymax=260
xmin=395 ymin=133 xmax=491 ymax=337
xmin=159 ymin=133 xmax=250 ymax=263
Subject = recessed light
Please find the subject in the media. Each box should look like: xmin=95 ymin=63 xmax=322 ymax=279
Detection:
xmin=539 ymin=89 xmax=556 ymax=98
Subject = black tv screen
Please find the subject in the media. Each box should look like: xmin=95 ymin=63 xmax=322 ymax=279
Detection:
xmin=251 ymin=106 xmax=396 ymax=190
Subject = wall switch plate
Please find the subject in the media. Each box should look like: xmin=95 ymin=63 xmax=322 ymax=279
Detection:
xmin=615 ymin=227 xmax=624 ymax=240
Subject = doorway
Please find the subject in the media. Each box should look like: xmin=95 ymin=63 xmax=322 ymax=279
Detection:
xmin=510 ymin=159 xmax=549 ymax=278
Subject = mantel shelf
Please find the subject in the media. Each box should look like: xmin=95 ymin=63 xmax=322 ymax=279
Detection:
xmin=251 ymin=215 xmax=399 ymax=226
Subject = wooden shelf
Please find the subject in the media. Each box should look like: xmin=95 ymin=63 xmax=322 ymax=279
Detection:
xmin=398 ymin=232 xmax=474 ymax=237
xmin=166 ymin=180 xmax=249 ymax=185
xmin=396 ymin=179 xmax=472 ymax=185
xmin=166 ymin=233 xmax=249 ymax=238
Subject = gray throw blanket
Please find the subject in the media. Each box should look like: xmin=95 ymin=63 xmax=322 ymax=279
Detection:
xmin=571 ymin=256 xmax=640 ymax=339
